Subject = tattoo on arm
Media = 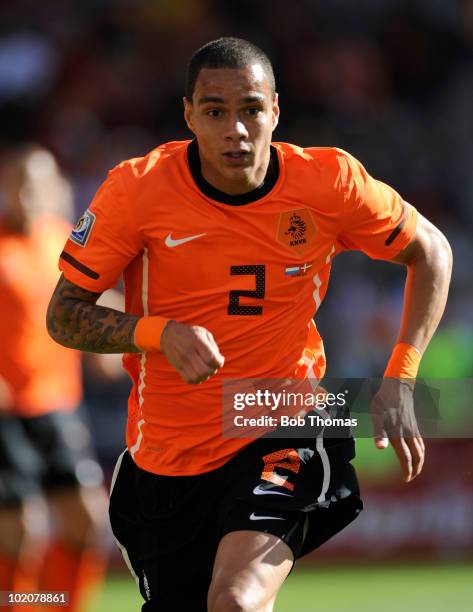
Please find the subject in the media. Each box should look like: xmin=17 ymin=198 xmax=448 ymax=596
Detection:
xmin=47 ymin=275 xmax=140 ymax=353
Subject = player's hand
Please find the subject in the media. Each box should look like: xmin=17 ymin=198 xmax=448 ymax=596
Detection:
xmin=371 ymin=378 xmax=425 ymax=483
xmin=160 ymin=321 xmax=225 ymax=384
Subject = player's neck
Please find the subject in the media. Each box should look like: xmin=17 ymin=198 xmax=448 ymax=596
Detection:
xmin=3 ymin=214 xmax=29 ymax=236
xmin=187 ymin=140 xmax=279 ymax=205
xmin=207 ymin=155 xmax=270 ymax=196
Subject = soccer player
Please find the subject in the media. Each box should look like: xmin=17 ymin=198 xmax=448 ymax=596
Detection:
xmin=0 ymin=146 xmax=108 ymax=612
xmin=47 ymin=38 xmax=452 ymax=611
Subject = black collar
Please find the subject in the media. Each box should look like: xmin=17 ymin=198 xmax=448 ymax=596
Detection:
xmin=187 ymin=140 xmax=279 ymax=205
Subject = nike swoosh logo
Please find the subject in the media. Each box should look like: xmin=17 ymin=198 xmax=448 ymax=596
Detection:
xmin=253 ymin=485 xmax=292 ymax=497
xmin=164 ymin=233 xmax=206 ymax=247
xmin=249 ymin=512 xmax=286 ymax=521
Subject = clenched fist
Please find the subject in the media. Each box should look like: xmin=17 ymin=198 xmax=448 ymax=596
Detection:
xmin=160 ymin=321 xmax=225 ymax=384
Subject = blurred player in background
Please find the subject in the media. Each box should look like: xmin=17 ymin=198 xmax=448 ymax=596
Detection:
xmin=47 ymin=38 xmax=452 ymax=611
xmin=0 ymin=146 xmax=108 ymax=611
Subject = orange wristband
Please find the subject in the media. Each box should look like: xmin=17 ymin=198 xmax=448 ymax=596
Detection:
xmin=134 ymin=316 xmax=170 ymax=352
xmin=384 ymin=342 xmax=421 ymax=379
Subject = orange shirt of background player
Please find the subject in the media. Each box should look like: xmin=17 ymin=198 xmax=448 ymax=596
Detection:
xmin=0 ymin=216 xmax=82 ymax=416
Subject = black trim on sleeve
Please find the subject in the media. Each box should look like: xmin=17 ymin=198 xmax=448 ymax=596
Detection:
xmin=385 ymin=203 xmax=408 ymax=246
xmin=60 ymin=251 xmax=100 ymax=280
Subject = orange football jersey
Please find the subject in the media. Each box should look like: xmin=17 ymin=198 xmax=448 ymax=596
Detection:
xmin=59 ymin=140 xmax=417 ymax=475
xmin=0 ymin=216 xmax=82 ymax=416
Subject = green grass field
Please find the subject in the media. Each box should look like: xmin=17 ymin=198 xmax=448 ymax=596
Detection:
xmin=91 ymin=564 xmax=473 ymax=611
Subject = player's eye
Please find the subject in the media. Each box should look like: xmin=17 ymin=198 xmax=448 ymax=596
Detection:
xmin=245 ymin=107 xmax=261 ymax=116
xmin=206 ymin=109 xmax=223 ymax=118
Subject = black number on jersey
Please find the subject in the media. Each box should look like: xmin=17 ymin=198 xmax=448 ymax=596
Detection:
xmin=228 ymin=265 xmax=265 ymax=315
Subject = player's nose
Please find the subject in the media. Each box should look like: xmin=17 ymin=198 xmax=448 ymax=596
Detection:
xmin=224 ymin=115 xmax=249 ymax=141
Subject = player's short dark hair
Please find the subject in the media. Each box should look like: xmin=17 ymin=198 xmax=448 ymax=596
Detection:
xmin=185 ymin=37 xmax=275 ymax=100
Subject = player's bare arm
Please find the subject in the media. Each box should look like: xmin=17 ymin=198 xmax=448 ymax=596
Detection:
xmin=47 ymin=275 xmax=140 ymax=353
xmin=372 ymin=213 xmax=453 ymax=482
xmin=391 ymin=213 xmax=452 ymax=351
xmin=47 ymin=276 xmax=225 ymax=383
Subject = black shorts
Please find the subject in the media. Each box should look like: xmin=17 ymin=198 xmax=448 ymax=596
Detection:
xmin=109 ymin=436 xmax=362 ymax=612
xmin=0 ymin=410 xmax=103 ymax=506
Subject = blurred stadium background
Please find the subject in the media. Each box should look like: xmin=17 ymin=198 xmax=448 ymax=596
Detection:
xmin=0 ymin=0 xmax=472 ymax=610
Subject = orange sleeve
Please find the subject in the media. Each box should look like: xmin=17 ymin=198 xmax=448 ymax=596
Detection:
xmin=336 ymin=150 xmax=418 ymax=260
xmin=59 ymin=168 xmax=143 ymax=292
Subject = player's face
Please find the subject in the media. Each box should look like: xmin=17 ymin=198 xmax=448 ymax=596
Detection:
xmin=184 ymin=64 xmax=279 ymax=195
xmin=2 ymin=148 xmax=66 ymax=233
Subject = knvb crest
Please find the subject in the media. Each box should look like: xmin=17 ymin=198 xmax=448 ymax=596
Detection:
xmin=285 ymin=214 xmax=307 ymax=246
xmin=276 ymin=209 xmax=316 ymax=253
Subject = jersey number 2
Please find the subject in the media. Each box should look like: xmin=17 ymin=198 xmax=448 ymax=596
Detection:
xmin=227 ymin=265 xmax=265 ymax=315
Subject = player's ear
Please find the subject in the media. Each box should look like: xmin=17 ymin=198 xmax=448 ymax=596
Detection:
xmin=183 ymin=97 xmax=195 ymax=133
xmin=271 ymin=93 xmax=280 ymax=131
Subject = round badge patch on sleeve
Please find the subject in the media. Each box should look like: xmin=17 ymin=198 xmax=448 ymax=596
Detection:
xmin=69 ymin=209 xmax=96 ymax=247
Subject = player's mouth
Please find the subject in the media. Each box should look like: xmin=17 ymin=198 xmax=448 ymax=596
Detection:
xmin=222 ymin=150 xmax=252 ymax=166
